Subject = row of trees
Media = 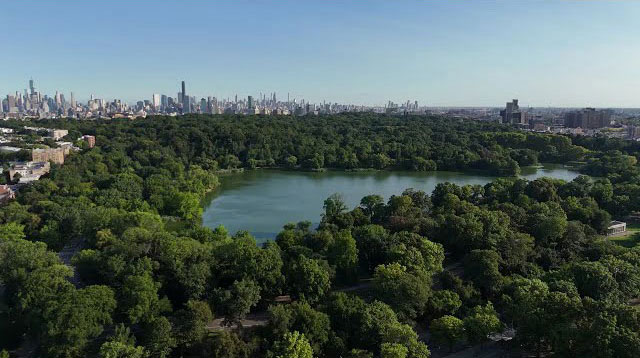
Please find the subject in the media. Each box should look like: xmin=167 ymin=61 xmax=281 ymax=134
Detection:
xmin=24 ymin=114 xmax=591 ymax=175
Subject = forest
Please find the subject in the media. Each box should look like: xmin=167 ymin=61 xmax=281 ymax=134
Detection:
xmin=1 ymin=113 xmax=640 ymax=358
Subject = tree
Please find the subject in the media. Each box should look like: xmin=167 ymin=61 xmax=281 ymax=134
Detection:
xmin=208 ymin=331 xmax=253 ymax=358
xmin=166 ymin=191 xmax=202 ymax=221
xmin=217 ymin=279 xmax=261 ymax=327
xmin=372 ymin=263 xmax=431 ymax=321
xmin=463 ymin=303 xmax=502 ymax=349
xmin=267 ymin=302 xmax=330 ymax=355
xmin=158 ymin=236 xmax=211 ymax=304
xmin=120 ymin=268 xmax=162 ymax=324
xmin=271 ymin=331 xmax=313 ymax=358
xmin=463 ymin=250 xmax=503 ymax=296
xmin=372 ymin=153 xmax=391 ymax=169
xmin=427 ymin=290 xmax=462 ymax=317
xmin=388 ymin=232 xmax=444 ymax=274
xmin=360 ymin=195 xmax=384 ymax=217
xmin=380 ymin=343 xmax=408 ymax=358
xmin=430 ymin=315 xmax=465 ymax=352
xmin=286 ymin=155 xmax=298 ymax=168
xmin=327 ymin=230 xmax=358 ymax=283
xmin=0 ymin=238 xmax=60 ymax=305
xmin=139 ymin=316 xmax=176 ymax=358
xmin=568 ymin=261 xmax=618 ymax=301
xmin=40 ymin=285 xmax=117 ymax=358
xmin=286 ymin=255 xmax=330 ymax=304
xmin=173 ymin=300 xmax=213 ymax=351
xmin=526 ymin=202 xmax=568 ymax=245
xmin=98 ymin=325 xmax=147 ymax=358
xmin=352 ymin=224 xmax=388 ymax=273
xmin=322 ymin=193 xmax=348 ymax=223
xmin=0 ymin=222 xmax=25 ymax=241
xmin=347 ymin=349 xmax=373 ymax=358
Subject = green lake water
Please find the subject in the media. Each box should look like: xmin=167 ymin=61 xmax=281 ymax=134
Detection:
xmin=202 ymin=165 xmax=579 ymax=241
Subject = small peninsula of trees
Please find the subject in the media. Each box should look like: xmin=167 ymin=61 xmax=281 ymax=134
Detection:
xmin=1 ymin=114 xmax=640 ymax=358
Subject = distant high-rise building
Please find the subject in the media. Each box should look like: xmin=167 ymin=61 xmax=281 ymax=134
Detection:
xmin=7 ymin=95 xmax=17 ymax=112
xmin=247 ymin=95 xmax=254 ymax=109
xmin=29 ymin=79 xmax=35 ymax=95
xmin=183 ymin=96 xmax=191 ymax=114
xmin=161 ymin=94 xmax=168 ymax=110
xmin=181 ymin=81 xmax=186 ymax=104
xmin=70 ymin=92 xmax=76 ymax=108
xmin=200 ymin=98 xmax=207 ymax=113
xmin=500 ymin=99 xmax=528 ymax=126
xmin=564 ymin=108 xmax=612 ymax=129
xmin=152 ymin=94 xmax=161 ymax=109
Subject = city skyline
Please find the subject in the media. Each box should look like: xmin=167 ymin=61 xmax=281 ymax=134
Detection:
xmin=2 ymin=1 xmax=640 ymax=107
xmin=4 ymin=77 xmax=640 ymax=111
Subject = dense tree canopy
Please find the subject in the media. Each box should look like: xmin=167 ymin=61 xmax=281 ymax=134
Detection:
xmin=1 ymin=114 xmax=640 ymax=358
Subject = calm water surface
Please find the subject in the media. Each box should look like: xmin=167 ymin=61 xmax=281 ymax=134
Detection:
xmin=202 ymin=165 xmax=578 ymax=241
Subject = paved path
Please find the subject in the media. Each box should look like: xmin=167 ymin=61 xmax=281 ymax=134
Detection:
xmin=57 ymin=238 xmax=84 ymax=287
xmin=207 ymin=312 xmax=269 ymax=331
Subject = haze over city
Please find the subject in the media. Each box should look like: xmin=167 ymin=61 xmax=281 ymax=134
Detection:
xmin=2 ymin=1 xmax=640 ymax=107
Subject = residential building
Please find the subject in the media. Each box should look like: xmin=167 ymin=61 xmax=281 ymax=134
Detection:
xmin=500 ymin=99 xmax=528 ymax=126
xmin=82 ymin=135 xmax=96 ymax=148
xmin=564 ymin=108 xmax=612 ymax=129
xmin=32 ymin=147 xmax=66 ymax=164
xmin=9 ymin=161 xmax=51 ymax=183
xmin=0 ymin=185 xmax=15 ymax=204
xmin=50 ymin=129 xmax=69 ymax=140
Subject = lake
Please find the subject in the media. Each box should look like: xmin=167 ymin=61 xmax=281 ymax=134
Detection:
xmin=201 ymin=165 xmax=579 ymax=241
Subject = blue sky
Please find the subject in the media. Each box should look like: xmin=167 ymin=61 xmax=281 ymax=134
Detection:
xmin=1 ymin=1 xmax=639 ymax=107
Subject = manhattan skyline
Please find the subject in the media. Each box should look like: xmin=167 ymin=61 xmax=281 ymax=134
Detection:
xmin=2 ymin=1 xmax=640 ymax=107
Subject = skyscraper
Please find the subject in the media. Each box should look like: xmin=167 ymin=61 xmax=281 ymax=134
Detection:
xmin=183 ymin=96 xmax=191 ymax=114
xmin=7 ymin=95 xmax=16 ymax=112
xmin=200 ymin=98 xmax=207 ymax=113
xmin=247 ymin=95 xmax=254 ymax=109
xmin=152 ymin=94 xmax=161 ymax=109
xmin=29 ymin=79 xmax=35 ymax=95
xmin=500 ymin=99 xmax=528 ymax=125
xmin=181 ymin=81 xmax=186 ymax=104
xmin=70 ymin=92 xmax=76 ymax=108
xmin=161 ymin=95 xmax=168 ymax=110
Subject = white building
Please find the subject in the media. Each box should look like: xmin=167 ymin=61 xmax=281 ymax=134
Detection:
xmin=607 ymin=221 xmax=627 ymax=236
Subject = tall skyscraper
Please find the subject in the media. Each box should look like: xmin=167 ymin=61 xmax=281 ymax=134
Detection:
xmin=247 ymin=95 xmax=254 ymax=109
xmin=70 ymin=92 xmax=76 ymax=108
xmin=161 ymin=95 xmax=168 ymax=110
xmin=55 ymin=91 xmax=62 ymax=109
xmin=200 ymin=98 xmax=207 ymax=113
xmin=29 ymin=79 xmax=35 ymax=95
xmin=181 ymin=81 xmax=186 ymax=104
xmin=183 ymin=96 xmax=191 ymax=114
xmin=152 ymin=94 xmax=161 ymax=109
